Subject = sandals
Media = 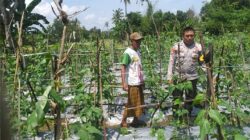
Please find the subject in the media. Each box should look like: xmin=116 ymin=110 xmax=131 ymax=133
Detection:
xmin=130 ymin=120 xmax=146 ymax=127
xmin=121 ymin=119 xmax=146 ymax=128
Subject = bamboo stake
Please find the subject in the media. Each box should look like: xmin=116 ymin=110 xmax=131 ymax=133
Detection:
xmin=239 ymin=41 xmax=250 ymax=92
xmin=215 ymin=45 xmax=225 ymax=94
xmin=54 ymin=25 xmax=66 ymax=140
xmin=96 ymin=37 xmax=102 ymax=104
xmin=14 ymin=11 xmax=25 ymax=139
xmin=14 ymin=11 xmax=25 ymax=91
xmin=228 ymin=72 xmax=241 ymax=127
xmin=52 ymin=0 xmax=69 ymax=137
xmin=239 ymin=41 xmax=246 ymax=66
xmin=200 ymin=33 xmax=224 ymax=140
xmin=96 ymin=37 xmax=107 ymax=140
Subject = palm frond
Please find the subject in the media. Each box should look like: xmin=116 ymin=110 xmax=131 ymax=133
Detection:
xmin=26 ymin=0 xmax=41 ymax=13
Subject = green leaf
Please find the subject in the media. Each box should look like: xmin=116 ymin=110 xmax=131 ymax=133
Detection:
xmin=86 ymin=125 xmax=103 ymax=135
xmin=193 ymin=93 xmax=205 ymax=105
xmin=208 ymin=109 xmax=222 ymax=125
xmin=195 ymin=109 xmax=206 ymax=125
xmin=26 ymin=0 xmax=41 ymax=13
xmin=184 ymin=81 xmax=193 ymax=90
xmin=200 ymin=119 xmax=210 ymax=140
xmin=26 ymin=85 xmax=52 ymax=129
xmin=234 ymin=134 xmax=248 ymax=140
xmin=27 ymin=112 xmax=38 ymax=128
xmin=78 ymin=129 xmax=90 ymax=140
xmin=120 ymin=127 xmax=130 ymax=135
xmin=174 ymin=98 xmax=181 ymax=105
xmin=150 ymin=128 xmax=156 ymax=137
xmin=39 ymin=85 xmax=52 ymax=109
xmin=40 ymin=58 xmax=47 ymax=64
xmin=35 ymin=103 xmax=45 ymax=123
xmin=156 ymin=129 xmax=165 ymax=140
xmin=218 ymin=100 xmax=232 ymax=112
xmin=168 ymin=84 xmax=175 ymax=94
xmin=50 ymin=89 xmax=66 ymax=111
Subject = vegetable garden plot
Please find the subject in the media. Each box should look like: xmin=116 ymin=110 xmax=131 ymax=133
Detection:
xmin=2 ymin=33 xmax=250 ymax=140
xmin=1 ymin=0 xmax=250 ymax=139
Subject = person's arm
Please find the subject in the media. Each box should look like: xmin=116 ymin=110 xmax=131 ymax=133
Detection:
xmin=167 ymin=46 xmax=176 ymax=84
xmin=121 ymin=53 xmax=130 ymax=91
xmin=121 ymin=65 xmax=128 ymax=91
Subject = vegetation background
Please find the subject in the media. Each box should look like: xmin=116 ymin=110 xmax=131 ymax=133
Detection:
xmin=0 ymin=0 xmax=249 ymax=139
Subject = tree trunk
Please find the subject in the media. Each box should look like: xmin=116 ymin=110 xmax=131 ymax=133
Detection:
xmin=0 ymin=1 xmax=16 ymax=53
xmin=0 ymin=57 xmax=11 ymax=140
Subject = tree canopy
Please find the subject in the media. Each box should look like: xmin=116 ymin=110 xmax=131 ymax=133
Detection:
xmin=200 ymin=0 xmax=250 ymax=34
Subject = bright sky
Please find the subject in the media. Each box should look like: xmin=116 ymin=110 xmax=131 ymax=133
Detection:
xmin=26 ymin=0 xmax=211 ymax=30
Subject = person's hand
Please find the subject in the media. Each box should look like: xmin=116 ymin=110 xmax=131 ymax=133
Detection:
xmin=168 ymin=80 xmax=173 ymax=84
xmin=122 ymin=83 xmax=128 ymax=91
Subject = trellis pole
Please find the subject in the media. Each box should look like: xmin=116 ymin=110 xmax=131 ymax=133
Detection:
xmin=51 ymin=1 xmax=88 ymax=139
xmin=239 ymin=40 xmax=250 ymax=92
xmin=96 ymin=37 xmax=107 ymax=140
xmin=13 ymin=11 xmax=25 ymax=139
xmin=52 ymin=0 xmax=68 ymax=139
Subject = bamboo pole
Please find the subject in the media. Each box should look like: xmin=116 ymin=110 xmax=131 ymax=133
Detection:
xmin=96 ymin=37 xmax=107 ymax=140
xmin=207 ymin=44 xmax=224 ymax=140
xmin=215 ymin=45 xmax=225 ymax=94
xmin=239 ymin=41 xmax=250 ymax=92
xmin=14 ymin=11 xmax=25 ymax=139
xmin=200 ymin=33 xmax=224 ymax=140
xmin=96 ymin=37 xmax=102 ymax=105
xmin=52 ymin=0 xmax=69 ymax=137
xmin=54 ymin=25 xmax=67 ymax=140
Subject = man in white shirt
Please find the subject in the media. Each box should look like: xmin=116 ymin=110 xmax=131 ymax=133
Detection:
xmin=120 ymin=32 xmax=145 ymax=127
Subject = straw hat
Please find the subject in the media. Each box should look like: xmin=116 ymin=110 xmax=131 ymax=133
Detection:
xmin=130 ymin=32 xmax=143 ymax=41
